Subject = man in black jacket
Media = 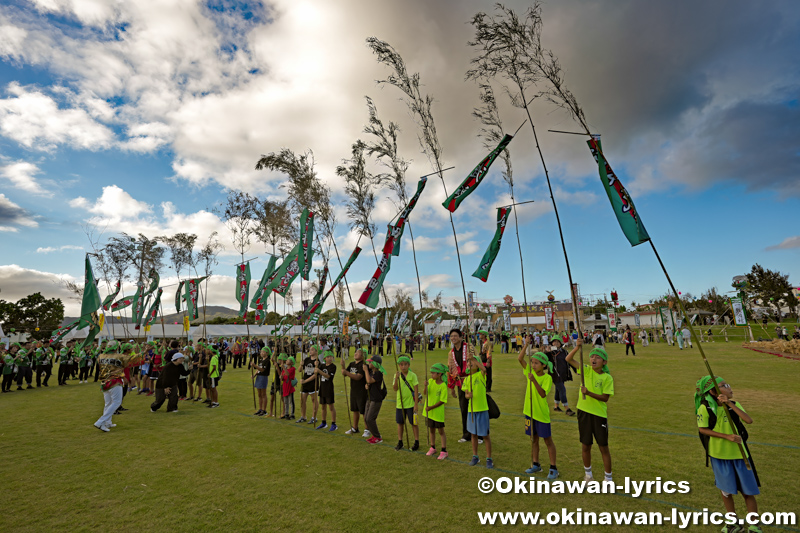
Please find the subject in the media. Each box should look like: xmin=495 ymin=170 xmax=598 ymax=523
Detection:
xmin=150 ymin=341 xmax=187 ymax=413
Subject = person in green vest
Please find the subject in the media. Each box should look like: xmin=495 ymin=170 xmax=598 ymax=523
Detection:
xmin=57 ymin=339 xmax=74 ymax=386
xmin=78 ymin=346 xmax=91 ymax=383
xmin=2 ymin=343 xmax=19 ymax=392
xmin=35 ymin=341 xmax=53 ymax=387
xmin=15 ymin=340 xmax=34 ymax=390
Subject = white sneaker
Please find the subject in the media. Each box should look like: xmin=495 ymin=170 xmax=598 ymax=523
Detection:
xmin=106 ymin=424 xmax=117 ymax=428
xmin=362 ymin=429 xmax=372 ymax=438
xmin=345 ymin=427 xmax=357 ymax=435
xmin=584 ymin=474 xmax=594 ymax=481
xmin=478 ymin=439 xmax=484 ymax=444
xmin=94 ymin=424 xmax=110 ymax=432
xmin=458 ymin=438 xmax=468 ymax=443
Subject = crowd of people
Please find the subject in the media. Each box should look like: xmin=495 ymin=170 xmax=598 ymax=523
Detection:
xmin=0 ymin=323 xmax=768 ymax=532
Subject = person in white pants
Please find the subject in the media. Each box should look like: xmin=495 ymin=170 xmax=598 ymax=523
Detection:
xmin=640 ymin=329 xmax=649 ymax=347
xmin=681 ymin=327 xmax=692 ymax=348
xmin=665 ymin=327 xmax=673 ymax=346
xmin=94 ymin=342 xmax=142 ymax=432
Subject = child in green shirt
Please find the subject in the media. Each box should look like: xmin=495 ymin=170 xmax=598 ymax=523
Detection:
xmin=424 ymin=362 xmax=449 ymax=460
xmin=463 ymin=356 xmax=493 ymax=469
xmin=566 ymin=340 xmax=614 ymax=482
xmin=393 ymin=355 xmax=420 ymax=451
xmin=695 ymin=375 xmax=761 ymax=533
xmin=518 ymin=336 xmax=558 ymax=479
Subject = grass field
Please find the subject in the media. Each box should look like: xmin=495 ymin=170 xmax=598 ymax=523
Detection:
xmin=1 ymin=340 xmax=799 ymax=532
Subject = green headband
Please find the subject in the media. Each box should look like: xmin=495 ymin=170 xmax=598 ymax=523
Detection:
xmin=278 ymin=353 xmax=288 ymax=361
xmin=367 ymin=358 xmax=386 ymax=374
xmin=121 ymin=343 xmax=133 ymax=352
xmin=478 ymin=330 xmax=489 ymax=336
xmin=397 ymin=355 xmax=411 ymax=364
xmin=531 ymin=352 xmax=553 ymax=374
xmin=694 ymin=375 xmax=725 ymax=415
xmin=323 ymin=350 xmax=334 ymax=359
xmin=590 ymin=347 xmax=610 ymax=374
xmin=286 ymin=356 xmax=295 ymax=365
xmin=261 ymin=346 xmax=272 ymax=355
xmin=430 ymin=363 xmax=448 ymax=375
xmin=311 ymin=344 xmax=321 ymax=353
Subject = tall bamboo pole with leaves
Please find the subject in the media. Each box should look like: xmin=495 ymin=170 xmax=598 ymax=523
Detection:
xmin=467 ymin=5 xmax=586 ymax=397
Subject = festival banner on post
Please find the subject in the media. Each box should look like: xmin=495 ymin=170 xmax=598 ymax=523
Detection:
xmin=144 ymin=268 xmax=160 ymax=297
xmin=545 ymin=307 xmax=554 ymax=330
xmin=271 ymin=245 xmax=301 ymax=297
xmin=101 ymin=280 xmax=121 ymax=312
xmin=443 ymin=134 xmax=513 ymax=212
xmin=236 ymin=262 xmax=251 ymax=317
xmin=731 ymin=298 xmax=747 ymax=326
xmin=175 ymin=281 xmax=185 ymax=314
xmin=251 ymin=255 xmax=279 ymax=309
xmin=358 ymin=235 xmax=394 ymax=309
xmin=183 ymin=277 xmax=207 ymax=320
xmin=49 ymin=321 xmax=79 ymax=345
xmin=298 ymin=208 xmax=315 ymax=281
xmin=370 ymin=316 xmax=377 ymax=336
xmin=390 ymin=177 xmax=428 ymax=256
xmin=588 ymin=135 xmax=650 ymax=247
xmin=607 ymin=308 xmax=618 ymax=332
xmin=472 ymin=206 xmax=511 ymax=282
xmin=634 ymin=313 xmax=641 ymax=327
xmin=384 ymin=309 xmax=391 ymax=330
xmin=131 ymin=283 xmax=145 ymax=325
xmin=144 ymin=288 xmax=163 ymax=327
xmin=502 ymin=308 xmax=510 ymax=331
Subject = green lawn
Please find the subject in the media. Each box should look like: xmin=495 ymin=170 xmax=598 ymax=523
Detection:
xmin=1 ymin=341 xmax=798 ymax=532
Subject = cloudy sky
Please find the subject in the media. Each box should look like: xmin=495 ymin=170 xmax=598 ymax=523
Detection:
xmin=1 ymin=0 xmax=798 ymax=317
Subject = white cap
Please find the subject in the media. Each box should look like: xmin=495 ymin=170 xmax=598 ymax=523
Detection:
xmin=172 ymin=353 xmax=184 ymax=362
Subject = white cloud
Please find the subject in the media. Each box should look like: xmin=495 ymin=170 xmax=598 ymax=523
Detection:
xmin=0 ymin=160 xmax=51 ymax=196
xmin=410 ymin=231 xmax=480 ymax=255
xmin=0 ymin=193 xmax=38 ymax=231
xmin=0 ymin=82 xmax=115 ymax=151
xmin=36 ymin=245 xmax=84 ymax=253
xmin=766 ymin=236 xmax=800 ymax=251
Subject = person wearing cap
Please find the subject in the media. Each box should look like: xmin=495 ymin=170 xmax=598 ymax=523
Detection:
xmin=280 ymin=355 xmax=296 ymax=419
xmin=519 ymin=336 xmax=559 ymax=479
xmin=424 ymin=363 xmax=449 ymax=459
xmin=463 ymin=354 xmax=493 ymax=468
xmin=478 ymin=330 xmax=494 ymax=393
xmin=392 ymin=354 xmax=419 ymax=451
xmin=624 ymin=326 xmax=636 ymax=356
xmin=565 ymin=340 xmax=614 ymax=482
xmin=251 ymin=347 xmax=272 ymax=416
xmin=364 ymin=355 xmax=386 ymax=444
xmin=342 ymin=348 xmax=368 ymax=436
xmin=150 ymin=347 xmax=187 ymax=413
xmin=2 ymin=342 xmax=19 ymax=392
xmin=94 ymin=343 xmax=143 ymax=431
xmin=34 ymin=341 xmax=53 ymax=387
xmin=297 ymin=345 xmax=321 ymax=425
xmin=314 ymin=350 xmax=338 ymax=431
xmin=547 ymin=334 xmax=575 ymax=417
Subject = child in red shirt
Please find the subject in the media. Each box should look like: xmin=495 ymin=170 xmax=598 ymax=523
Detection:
xmin=281 ymin=355 xmax=296 ymax=419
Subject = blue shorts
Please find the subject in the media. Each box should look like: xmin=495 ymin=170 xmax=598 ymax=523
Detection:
xmin=140 ymin=364 xmax=150 ymax=376
xmin=396 ymin=407 xmax=415 ymax=425
xmin=524 ymin=415 xmax=552 ymax=438
xmin=254 ymin=375 xmax=269 ymax=390
xmin=467 ymin=410 xmax=490 ymax=437
xmin=710 ymin=458 xmax=760 ymax=496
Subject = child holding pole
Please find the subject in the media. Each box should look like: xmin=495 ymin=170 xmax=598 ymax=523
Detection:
xmin=463 ymin=355 xmax=492 ymax=469
xmin=519 ymin=336 xmax=558 ymax=479
xmin=566 ymin=340 xmax=614 ymax=482
xmin=393 ymin=355 xmax=419 ymax=451
xmin=424 ymin=362 xmax=448 ymax=459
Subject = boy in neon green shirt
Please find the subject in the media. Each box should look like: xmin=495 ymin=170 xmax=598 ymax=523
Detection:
xmin=566 ymin=340 xmax=614 ymax=482
xmin=392 ymin=355 xmax=419 ymax=451
xmin=424 ymin=362 xmax=448 ymax=460
xmin=518 ymin=336 xmax=558 ymax=479
xmin=463 ymin=356 xmax=493 ymax=469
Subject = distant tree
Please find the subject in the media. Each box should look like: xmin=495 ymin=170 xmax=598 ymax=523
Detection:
xmin=0 ymin=293 xmax=65 ymax=340
xmin=744 ymin=264 xmax=798 ymax=320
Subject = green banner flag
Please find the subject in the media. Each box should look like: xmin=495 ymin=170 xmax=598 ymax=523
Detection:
xmin=49 ymin=320 xmax=79 ymax=345
xmin=236 ymin=262 xmax=251 ymax=317
xmin=144 ymin=268 xmax=160 ymax=297
xmin=144 ymin=288 xmax=163 ymax=327
xmin=184 ymin=276 xmax=208 ymax=320
xmin=389 ymin=176 xmax=427 ymax=256
xmin=472 ymin=206 xmax=511 ymax=282
xmin=305 ymin=246 xmax=361 ymax=317
xmin=358 ymin=236 xmax=393 ymax=309
xmin=266 ymin=243 xmax=301 ymax=297
xmin=250 ymin=255 xmax=278 ymax=308
xmin=78 ymin=255 xmax=102 ymax=328
xmin=131 ymin=283 xmax=145 ymax=325
xmin=110 ymin=294 xmax=134 ymax=312
xmin=298 ymin=208 xmax=315 ymax=281
xmin=588 ymin=135 xmax=650 ymax=247
xmin=303 ymin=265 xmax=329 ymax=319
xmin=443 ymin=134 xmax=513 ymax=212
xmin=101 ymin=280 xmax=121 ymax=311
xmin=175 ymin=280 xmax=185 ymax=314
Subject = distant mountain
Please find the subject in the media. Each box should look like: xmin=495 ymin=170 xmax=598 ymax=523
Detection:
xmin=61 ymin=306 xmax=239 ymax=327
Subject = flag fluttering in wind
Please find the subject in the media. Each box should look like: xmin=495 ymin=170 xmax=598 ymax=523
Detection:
xmin=183 ymin=277 xmax=208 ymax=320
xmin=49 ymin=321 xmax=78 ymax=344
xmin=131 ymin=283 xmax=145 ymax=324
xmin=443 ymin=134 xmax=513 ymax=212
xmin=298 ymin=208 xmax=315 ymax=281
xmin=358 ymin=235 xmax=394 ymax=309
xmin=267 ymin=243 xmax=301 ymax=297
xmin=144 ymin=288 xmax=163 ymax=327
xmin=305 ymin=246 xmax=361 ymax=317
xmin=144 ymin=268 xmax=160 ymax=297
xmin=236 ymin=262 xmax=251 ymax=317
xmin=251 ymin=255 xmax=279 ymax=307
xmin=78 ymin=255 xmax=102 ymax=328
xmin=101 ymin=280 xmax=121 ymax=311
xmin=472 ymin=206 xmax=511 ymax=282
xmin=303 ymin=265 xmax=328 ymax=319
xmin=588 ymin=135 xmax=650 ymax=247
xmin=175 ymin=280 xmax=185 ymax=314
xmin=110 ymin=295 xmax=134 ymax=312
xmin=389 ymin=177 xmax=427 ymax=256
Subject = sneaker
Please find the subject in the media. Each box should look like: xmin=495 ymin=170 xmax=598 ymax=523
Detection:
xmin=394 ymin=442 xmax=404 ymax=451
xmin=478 ymin=439 xmax=484 ymax=444
xmin=27 ymin=385 xmax=34 ymax=389
xmin=329 ymin=423 xmax=338 ymax=432
xmin=316 ymin=421 xmax=327 ymax=430
xmin=308 ymin=417 xmax=317 ymax=425
xmin=280 ymin=415 xmax=287 ymax=419
xmin=289 ymin=415 xmax=295 ymax=420
xmin=547 ymin=468 xmax=559 ymax=480
xmin=525 ymin=465 xmax=542 ymax=474
xmin=362 ymin=430 xmax=372 ymax=438
xmin=167 ymin=410 xmax=178 ymax=413
xmin=106 ymin=424 xmax=117 ymax=428
xmin=203 ymin=399 xmax=212 ymax=404
xmin=565 ymin=409 xmax=576 ymax=416
xmin=411 ymin=442 xmax=419 ymax=452
xmin=426 ymin=447 xmax=436 ymax=456
xmin=254 ymin=410 xmax=262 ymax=416
xmin=146 ymin=391 xmax=154 ymax=396
xmin=437 ymin=451 xmax=448 ymax=460
xmin=554 ymin=406 xmax=563 ymax=412
xmin=468 ymin=456 xmax=480 ymax=467
xmin=130 ymin=387 xmax=137 ymax=391
xmin=210 ymin=402 xmax=219 ymax=408
xmin=94 ymin=424 xmax=110 ymax=432
xmin=151 ymin=407 xmax=157 ymax=412
xmin=584 ymin=474 xmax=594 ymax=482
xmin=486 ymin=458 xmax=494 ymax=469
xmin=117 ymin=407 xmax=128 ymax=411
xmin=372 ymin=438 xmax=383 ymax=444
xmin=345 ymin=427 xmax=358 ymax=435
xmin=193 ymin=397 xmax=201 ymax=402
xmin=296 ymin=417 xmax=306 ymax=423
xmin=366 ymin=437 xmax=377 ymax=444
xmin=457 ymin=438 xmax=468 ymax=443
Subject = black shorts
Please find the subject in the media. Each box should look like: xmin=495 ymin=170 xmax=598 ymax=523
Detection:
xmin=396 ymin=407 xmax=415 ymax=425
xmin=208 ymin=377 xmax=219 ymax=389
xmin=301 ymin=383 xmax=317 ymax=395
xmin=149 ymin=371 xmax=160 ymax=380
xmin=319 ymin=392 xmax=335 ymax=405
xmin=350 ymin=390 xmax=367 ymax=414
xmin=426 ymin=418 xmax=445 ymax=429
xmin=577 ymin=409 xmax=609 ymax=447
